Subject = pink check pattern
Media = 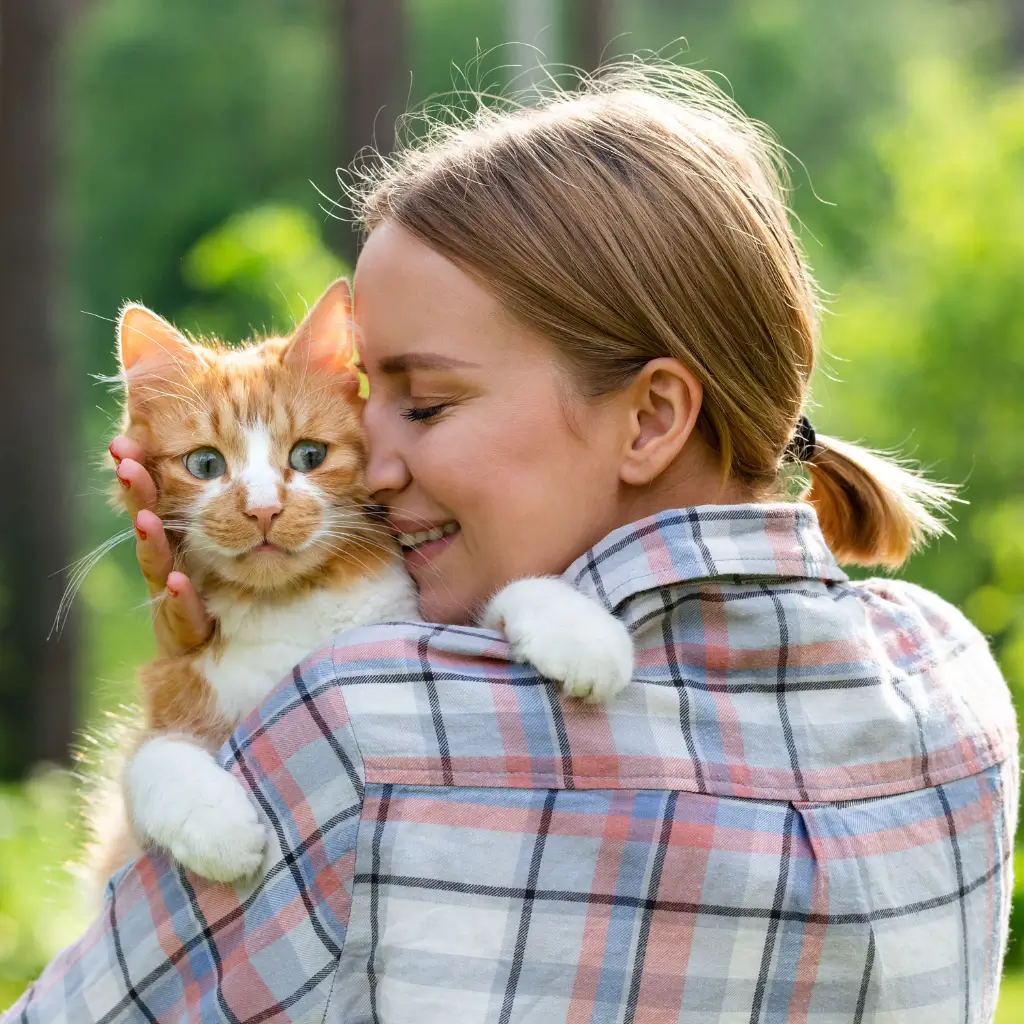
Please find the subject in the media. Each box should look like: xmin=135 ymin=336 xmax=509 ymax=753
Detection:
xmin=5 ymin=504 xmax=1019 ymax=1023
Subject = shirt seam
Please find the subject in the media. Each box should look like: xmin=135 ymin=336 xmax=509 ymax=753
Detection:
xmin=361 ymin=734 xmax=1013 ymax=800
xmin=598 ymin=560 xmax=844 ymax=606
xmin=322 ymin=642 xmax=368 ymax=1024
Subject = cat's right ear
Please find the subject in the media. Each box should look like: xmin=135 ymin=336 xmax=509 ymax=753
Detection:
xmin=283 ymin=278 xmax=355 ymax=375
xmin=118 ymin=304 xmax=194 ymax=375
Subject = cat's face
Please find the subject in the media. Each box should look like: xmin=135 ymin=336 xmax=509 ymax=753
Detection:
xmin=116 ymin=281 xmax=385 ymax=592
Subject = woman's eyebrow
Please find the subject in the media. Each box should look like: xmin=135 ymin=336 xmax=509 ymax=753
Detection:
xmin=376 ymin=353 xmax=480 ymax=374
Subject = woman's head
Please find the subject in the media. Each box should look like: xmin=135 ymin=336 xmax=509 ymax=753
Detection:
xmin=353 ymin=63 xmax=952 ymax=622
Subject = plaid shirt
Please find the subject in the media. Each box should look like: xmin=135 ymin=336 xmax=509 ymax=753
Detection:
xmin=6 ymin=504 xmax=1019 ymax=1023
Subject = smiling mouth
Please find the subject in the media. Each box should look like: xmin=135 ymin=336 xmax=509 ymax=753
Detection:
xmin=396 ymin=521 xmax=460 ymax=551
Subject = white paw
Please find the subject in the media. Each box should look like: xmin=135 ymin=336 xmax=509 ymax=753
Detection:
xmin=126 ymin=736 xmax=267 ymax=883
xmin=483 ymin=578 xmax=634 ymax=704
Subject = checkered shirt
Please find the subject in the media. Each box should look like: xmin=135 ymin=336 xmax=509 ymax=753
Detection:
xmin=5 ymin=504 xmax=1019 ymax=1023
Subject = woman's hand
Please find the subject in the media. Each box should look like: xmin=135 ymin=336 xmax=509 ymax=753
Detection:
xmin=109 ymin=435 xmax=212 ymax=657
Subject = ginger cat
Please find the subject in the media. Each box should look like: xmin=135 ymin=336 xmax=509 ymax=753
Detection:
xmin=94 ymin=279 xmax=633 ymax=886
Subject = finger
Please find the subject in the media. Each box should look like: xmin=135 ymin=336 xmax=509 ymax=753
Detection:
xmin=134 ymin=510 xmax=173 ymax=594
xmin=162 ymin=572 xmax=212 ymax=651
xmin=116 ymin=458 xmax=159 ymax=518
xmin=109 ymin=435 xmax=144 ymax=465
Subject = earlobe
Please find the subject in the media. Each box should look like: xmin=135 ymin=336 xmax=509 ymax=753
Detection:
xmin=283 ymin=278 xmax=355 ymax=375
xmin=619 ymin=358 xmax=703 ymax=486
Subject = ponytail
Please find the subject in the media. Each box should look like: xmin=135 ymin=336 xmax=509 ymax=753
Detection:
xmin=802 ymin=434 xmax=957 ymax=568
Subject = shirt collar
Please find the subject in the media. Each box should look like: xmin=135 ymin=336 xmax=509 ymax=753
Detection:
xmin=563 ymin=503 xmax=848 ymax=612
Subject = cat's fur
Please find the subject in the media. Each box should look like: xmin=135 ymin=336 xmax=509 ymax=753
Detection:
xmin=93 ymin=279 xmax=633 ymax=887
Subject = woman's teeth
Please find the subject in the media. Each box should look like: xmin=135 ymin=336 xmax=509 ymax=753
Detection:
xmin=397 ymin=522 xmax=460 ymax=550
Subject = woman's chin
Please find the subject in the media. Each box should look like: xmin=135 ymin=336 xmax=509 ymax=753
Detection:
xmin=414 ymin=584 xmax=476 ymax=627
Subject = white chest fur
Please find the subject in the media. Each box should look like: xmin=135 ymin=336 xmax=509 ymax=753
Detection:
xmin=195 ymin=559 xmax=419 ymax=725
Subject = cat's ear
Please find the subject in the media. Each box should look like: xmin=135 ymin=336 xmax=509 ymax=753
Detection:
xmin=118 ymin=304 xmax=195 ymax=374
xmin=283 ymin=278 xmax=355 ymax=374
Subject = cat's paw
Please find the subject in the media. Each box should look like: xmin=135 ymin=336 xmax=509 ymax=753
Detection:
xmin=166 ymin=788 xmax=267 ymax=883
xmin=483 ymin=578 xmax=634 ymax=704
xmin=126 ymin=736 xmax=267 ymax=884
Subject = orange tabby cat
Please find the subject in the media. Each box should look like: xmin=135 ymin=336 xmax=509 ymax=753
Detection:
xmin=94 ymin=279 xmax=633 ymax=886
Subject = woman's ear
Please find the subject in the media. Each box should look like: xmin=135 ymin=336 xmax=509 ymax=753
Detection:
xmin=618 ymin=358 xmax=703 ymax=486
xmin=284 ymin=278 xmax=355 ymax=374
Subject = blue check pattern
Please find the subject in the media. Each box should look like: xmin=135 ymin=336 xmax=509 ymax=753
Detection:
xmin=4 ymin=504 xmax=1019 ymax=1022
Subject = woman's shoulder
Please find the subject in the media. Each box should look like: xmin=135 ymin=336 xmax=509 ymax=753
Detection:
xmin=328 ymin=618 xmax=513 ymax=678
xmin=846 ymin=576 xmax=1016 ymax=743
xmin=848 ymin=575 xmax=991 ymax=669
xmin=847 ymin=577 xmax=999 ymax=679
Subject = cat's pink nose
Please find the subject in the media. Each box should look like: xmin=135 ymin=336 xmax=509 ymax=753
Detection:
xmin=247 ymin=503 xmax=282 ymax=535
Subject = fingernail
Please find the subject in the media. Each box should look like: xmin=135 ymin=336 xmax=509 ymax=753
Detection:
xmin=116 ymin=468 xmax=130 ymax=489
xmin=109 ymin=442 xmax=122 ymax=466
xmin=166 ymin=582 xmax=179 ymax=598
xmin=134 ymin=521 xmax=147 ymax=541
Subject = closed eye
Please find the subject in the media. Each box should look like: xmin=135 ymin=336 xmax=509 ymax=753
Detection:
xmin=401 ymin=403 xmax=448 ymax=423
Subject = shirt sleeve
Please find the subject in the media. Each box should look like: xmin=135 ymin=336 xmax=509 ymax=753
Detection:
xmin=4 ymin=644 xmax=362 ymax=1024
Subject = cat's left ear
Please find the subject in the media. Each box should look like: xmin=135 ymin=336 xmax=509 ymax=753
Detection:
xmin=283 ymin=278 xmax=355 ymax=375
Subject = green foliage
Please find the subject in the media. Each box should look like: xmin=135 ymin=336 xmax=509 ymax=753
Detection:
xmin=816 ymin=57 xmax=1024 ymax=704
xmin=0 ymin=773 xmax=88 ymax=1009
xmin=180 ymin=204 xmax=348 ymax=341
xmin=67 ymin=0 xmax=336 ymax=376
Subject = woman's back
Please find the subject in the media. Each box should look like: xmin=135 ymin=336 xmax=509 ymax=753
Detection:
xmin=16 ymin=504 xmax=1014 ymax=1022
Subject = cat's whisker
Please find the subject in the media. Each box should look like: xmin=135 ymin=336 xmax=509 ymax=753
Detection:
xmin=50 ymin=528 xmax=138 ymax=638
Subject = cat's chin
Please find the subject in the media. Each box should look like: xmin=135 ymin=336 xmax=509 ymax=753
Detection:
xmin=196 ymin=547 xmax=335 ymax=594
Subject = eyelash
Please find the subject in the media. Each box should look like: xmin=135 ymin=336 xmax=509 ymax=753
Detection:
xmin=401 ymin=403 xmax=448 ymax=423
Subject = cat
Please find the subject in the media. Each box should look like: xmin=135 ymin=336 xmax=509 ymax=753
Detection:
xmin=92 ymin=278 xmax=633 ymax=887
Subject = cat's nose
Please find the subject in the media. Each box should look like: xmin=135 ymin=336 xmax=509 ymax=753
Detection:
xmin=247 ymin=503 xmax=282 ymax=535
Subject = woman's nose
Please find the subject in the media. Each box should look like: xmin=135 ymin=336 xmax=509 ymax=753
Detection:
xmin=363 ymin=402 xmax=412 ymax=497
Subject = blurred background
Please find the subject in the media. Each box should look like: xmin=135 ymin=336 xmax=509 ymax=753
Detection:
xmin=0 ymin=0 xmax=1022 ymax=1014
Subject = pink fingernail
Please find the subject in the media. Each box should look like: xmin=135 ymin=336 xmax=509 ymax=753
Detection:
xmin=166 ymin=582 xmax=179 ymax=598
xmin=109 ymin=442 xmax=122 ymax=466
xmin=116 ymin=468 xmax=130 ymax=488
xmin=134 ymin=522 xmax=147 ymax=541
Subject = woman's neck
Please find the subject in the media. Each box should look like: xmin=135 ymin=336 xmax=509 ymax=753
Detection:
xmin=614 ymin=441 xmax=757 ymax=532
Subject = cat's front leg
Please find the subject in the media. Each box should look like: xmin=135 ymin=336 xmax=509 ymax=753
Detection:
xmin=125 ymin=735 xmax=267 ymax=883
xmin=482 ymin=578 xmax=634 ymax=703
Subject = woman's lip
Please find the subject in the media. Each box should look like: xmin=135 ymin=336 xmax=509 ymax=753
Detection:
xmin=401 ymin=529 xmax=458 ymax=570
xmin=389 ymin=518 xmax=452 ymax=536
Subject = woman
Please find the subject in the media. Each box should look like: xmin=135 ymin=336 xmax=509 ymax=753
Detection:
xmin=8 ymin=65 xmax=1017 ymax=1022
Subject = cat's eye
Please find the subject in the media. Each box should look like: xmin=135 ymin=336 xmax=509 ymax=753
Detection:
xmin=289 ymin=440 xmax=327 ymax=472
xmin=183 ymin=447 xmax=227 ymax=480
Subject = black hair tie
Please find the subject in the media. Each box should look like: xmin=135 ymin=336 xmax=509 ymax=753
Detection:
xmin=786 ymin=414 xmax=818 ymax=463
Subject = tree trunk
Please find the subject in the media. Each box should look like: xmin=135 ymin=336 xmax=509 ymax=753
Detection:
xmin=338 ymin=0 xmax=406 ymax=260
xmin=1010 ymin=0 xmax=1024 ymax=66
xmin=569 ymin=0 xmax=615 ymax=72
xmin=507 ymin=0 xmax=558 ymax=92
xmin=0 ymin=0 xmax=77 ymax=778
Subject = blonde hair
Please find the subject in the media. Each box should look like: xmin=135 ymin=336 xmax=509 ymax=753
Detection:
xmin=355 ymin=62 xmax=953 ymax=567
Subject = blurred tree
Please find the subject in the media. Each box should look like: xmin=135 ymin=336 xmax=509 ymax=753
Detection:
xmin=0 ymin=0 xmax=78 ymax=778
xmin=508 ymin=0 xmax=558 ymax=89
xmin=568 ymin=0 xmax=616 ymax=70
xmin=68 ymin=0 xmax=335 ymax=376
xmin=340 ymin=0 xmax=406 ymax=259
xmin=1008 ymin=0 xmax=1024 ymax=63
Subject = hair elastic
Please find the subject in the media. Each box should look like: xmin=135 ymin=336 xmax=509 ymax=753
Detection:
xmin=787 ymin=414 xmax=818 ymax=463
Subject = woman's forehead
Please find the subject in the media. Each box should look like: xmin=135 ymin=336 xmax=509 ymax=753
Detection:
xmin=352 ymin=222 xmax=534 ymax=368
